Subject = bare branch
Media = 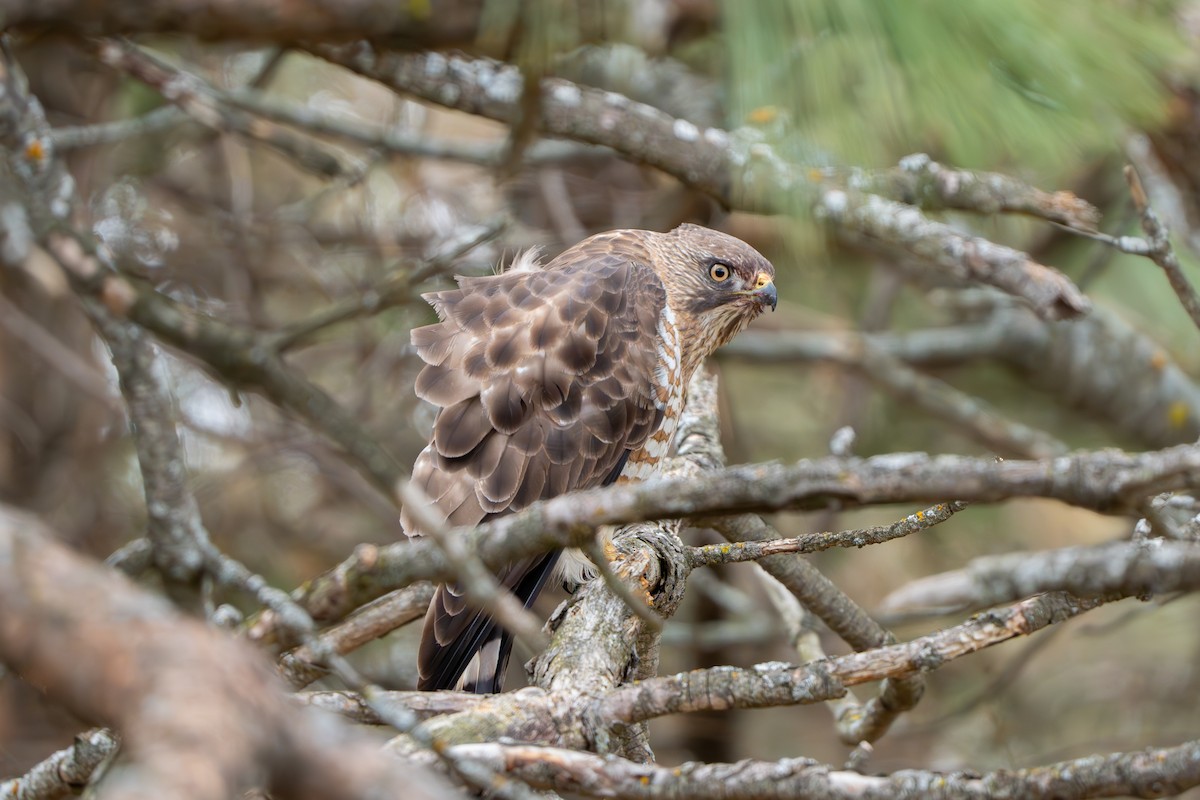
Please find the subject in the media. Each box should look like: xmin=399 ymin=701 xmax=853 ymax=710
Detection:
xmin=314 ymin=48 xmax=1089 ymax=321
xmin=0 ymin=0 xmax=488 ymax=44
xmin=92 ymin=40 xmax=348 ymax=177
xmin=723 ymin=301 xmax=1200 ymax=450
xmin=298 ymin=689 xmax=488 ymax=726
xmin=399 ymin=480 xmax=550 ymax=653
xmin=1123 ymin=164 xmax=1200 ymax=335
xmin=278 ymin=582 xmax=435 ymax=689
xmin=93 ymin=304 xmax=210 ymax=584
xmin=0 ymin=506 xmax=461 ymax=800
xmin=881 ymin=538 xmax=1200 ymax=614
xmin=294 ymin=442 xmax=1200 ymax=626
xmin=0 ymin=290 xmax=118 ymax=409
xmin=689 ymin=501 xmax=968 ymax=567
xmin=52 ymin=105 xmax=185 ymax=149
xmin=754 ymin=570 xmax=863 ymax=745
xmin=0 ymin=729 xmax=119 ymax=800
xmin=447 ymin=736 xmax=1200 ymax=800
xmin=838 ymin=152 xmax=1102 ymax=230
xmin=707 ymin=512 xmax=924 ymax=743
xmin=268 ymin=217 xmax=507 ymax=353
xmin=597 ymin=592 xmax=1105 ymax=725
xmin=48 ymin=230 xmax=406 ymax=494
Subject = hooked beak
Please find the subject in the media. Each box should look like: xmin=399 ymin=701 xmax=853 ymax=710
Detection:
xmin=741 ymin=272 xmax=777 ymax=312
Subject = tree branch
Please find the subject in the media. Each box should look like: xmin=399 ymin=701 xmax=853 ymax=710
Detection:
xmin=446 ymin=736 xmax=1200 ymax=800
xmin=881 ymin=538 xmax=1200 ymax=614
xmin=689 ymin=501 xmax=968 ymax=567
xmin=315 ymin=47 xmax=1090 ymax=321
xmin=0 ymin=505 xmax=461 ymax=800
xmin=596 ymin=592 xmax=1106 ymax=726
xmin=0 ymin=729 xmax=119 ymax=800
xmin=293 ymin=441 xmax=1200 ymax=629
xmin=0 ymin=0 xmax=488 ymax=44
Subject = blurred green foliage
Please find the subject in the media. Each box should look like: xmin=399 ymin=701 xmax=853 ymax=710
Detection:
xmin=724 ymin=0 xmax=1186 ymax=174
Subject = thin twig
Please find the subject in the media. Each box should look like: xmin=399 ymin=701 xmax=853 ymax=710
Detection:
xmin=397 ymin=480 xmax=550 ymax=653
xmin=1124 ymin=164 xmax=1200 ymax=334
xmin=51 ymin=106 xmax=185 ymax=149
xmin=91 ymin=39 xmax=349 ymax=177
xmin=268 ymin=216 xmax=507 ymax=352
xmin=688 ymin=501 xmax=968 ymax=568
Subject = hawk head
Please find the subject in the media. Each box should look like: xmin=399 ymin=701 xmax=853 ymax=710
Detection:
xmin=647 ymin=223 xmax=777 ymax=367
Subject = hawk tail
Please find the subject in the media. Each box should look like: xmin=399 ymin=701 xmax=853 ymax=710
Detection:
xmin=419 ymin=550 xmax=561 ymax=693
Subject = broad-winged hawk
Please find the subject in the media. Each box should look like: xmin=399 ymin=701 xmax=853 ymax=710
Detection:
xmin=403 ymin=223 xmax=777 ymax=692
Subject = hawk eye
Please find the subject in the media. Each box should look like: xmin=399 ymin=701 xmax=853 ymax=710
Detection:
xmin=709 ymin=262 xmax=732 ymax=282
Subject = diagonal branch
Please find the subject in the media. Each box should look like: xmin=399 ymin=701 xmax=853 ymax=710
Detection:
xmin=291 ymin=441 xmax=1200 ymax=627
xmin=596 ymin=592 xmax=1107 ymax=726
xmin=689 ymin=501 xmax=968 ymax=567
xmin=447 ymin=736 xmax=1200 ymax=800
xmin=0 ymin=506 xmax=462 ymax=800
xmin=881 ymin=538 xmax=1200 ymax=614
xmin=93 ymin=39 xmax=348 ymax=178
xmin=315 ymin=47 xmax=1090 ymax=321
xmin=47 ymin=229 xmax=406 ymax=495
xmin=0 ymin=729 xmax=119 ymax=800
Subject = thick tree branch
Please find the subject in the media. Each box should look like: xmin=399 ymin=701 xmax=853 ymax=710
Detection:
xmin=0 ymin=729 xmax=119 ymax=800
xmin=292 ymin=441 xmax=1200 ymax=628
xmin=0 ymin=0 xmax=488 ymax=44
xmin=596 ymin=592 xmax=1105 ymax=726
xmin=881 ymin=538 xmax=1200 ymax=613
xmin=316 ymin=47 xmax=1090 ymax=321
xmin=446 ymin=737 xmax=1200 ymax=800
xmin=0 ymin=506 xmax=461 ymax=800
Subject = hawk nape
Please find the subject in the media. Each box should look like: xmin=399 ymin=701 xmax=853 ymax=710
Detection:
xmin=402 ymin=223 xmax=777 ymax=693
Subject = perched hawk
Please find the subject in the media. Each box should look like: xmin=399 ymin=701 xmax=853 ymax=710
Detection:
xmin=403 ymin=223 xmax=777 ymax=692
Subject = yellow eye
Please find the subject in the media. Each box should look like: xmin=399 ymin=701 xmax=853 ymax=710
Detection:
xmin=709 ymin=262 xmax=732 ymax=282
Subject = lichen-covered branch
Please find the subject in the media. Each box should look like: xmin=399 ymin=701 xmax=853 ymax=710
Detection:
xmin=314 ymin=47 xmax=1089 ymax=321
xmin=837 ymin=153 xmax=1101 ymax=230
xmin=294 ymin=441 xmax=1200 ymax=627
xmin=881 ymin=538 xmax=1200 ymax=614
xmin=596 ymin=592 xmax=1105 ymax=726
xmin=0 ymin=729 xmax=119 ymax=800
xmin=445 ymin=736 xmax=1200 ymax=800
xmin=689 ymin=501 xmax=968 ymax=567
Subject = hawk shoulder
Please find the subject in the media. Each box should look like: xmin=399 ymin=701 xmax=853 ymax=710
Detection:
xmin=406 ymin=254 xmax=669 ymax=528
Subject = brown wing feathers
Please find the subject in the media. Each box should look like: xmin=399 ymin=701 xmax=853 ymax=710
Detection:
xmin=405 ymin=250 xmax=667 ymax=692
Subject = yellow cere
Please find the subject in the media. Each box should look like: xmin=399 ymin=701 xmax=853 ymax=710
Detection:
xmin=1169 ymin=401 xmax=1189 ymax=429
